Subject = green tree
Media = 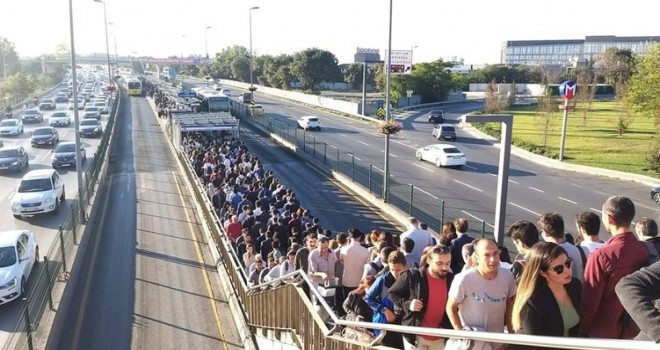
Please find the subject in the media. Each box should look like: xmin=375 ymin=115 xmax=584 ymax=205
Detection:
xmin=373 ymin=63 xmax=385 ymax=92
xmin=536 ymin=74 xmax=556 ymax=149
xmin=343 ymin=63 xmax=365 ymax=91
xmin=290 ymin=48 xmax=341 ymax=91
xmin=485 ymin=79 xmax=499 ymax=113
xmin=208 ymin=45 xmax=250 ymax=81
xmin=595 ymin=48 xmax=635 ymax=86
xmin=259 ymin=54 xmax=293 ymax=89
xmin=626 ymin=43 xmax=660 ymax=132
xmin=407 ymin=59 xmax=455 ymax=103
xmin=575 ymin=69 xmax=597 ymax=126
xmin=0 ymin=37 xmax=21 ymax=77
xmin=54 ymin=43 xmax=70 ymax=59
xmin=613 ymin=82 xmax=633 ymax=136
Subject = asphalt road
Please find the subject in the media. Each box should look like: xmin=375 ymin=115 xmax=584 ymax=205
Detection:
xmin=188 ymin=77 xmax=659 ymax=243
xmin=49 ymin=94 xmax=243 ymax=350
xmin=0 ymin=81 xmax=110 ymax=344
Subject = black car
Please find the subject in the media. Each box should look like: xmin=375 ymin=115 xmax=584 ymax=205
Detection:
xmin=0 ymin=146 xmax=29 ymax=173
xmin=39 ymin=99 xmax=57 ymax=110
xmin=652 ymin=187 xmax=660 ymax=204
xmin=31 ymin=127 xmax=59 ymax=147
xmin=79 ymin=119 xmax=103 ymax=137
xmin=21 ymin=109 xmax=44 ymax=123
xmin=428 ymin=110 xmax=445 ymax=123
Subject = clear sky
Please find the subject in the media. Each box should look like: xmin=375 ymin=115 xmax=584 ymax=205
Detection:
xmin=2 ymin=0 xmax=658 ymax=65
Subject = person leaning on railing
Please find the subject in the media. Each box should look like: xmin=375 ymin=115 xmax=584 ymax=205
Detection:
xmin=509 ymin=242 xmax=582 ymax=350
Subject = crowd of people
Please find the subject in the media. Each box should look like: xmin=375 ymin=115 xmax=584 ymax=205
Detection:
xmin=183 ymin=130 xmax=660 ymax=350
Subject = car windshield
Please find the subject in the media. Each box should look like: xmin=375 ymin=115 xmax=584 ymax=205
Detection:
xmin=55 ymin=144 xmax=76 ymax=153
xmin=0 ymin=246 xmax=17 ymax=268
xmin=80 ymin=120 xmax=97 ymax=126
xmin=42 ymin=99 xmax=54 ymax=103
xmin=23 ymin=110 xmax=38 ymax=115
xmin=33 ymin=128 xmax=53 ymax=135
xmin=18 ymin=178 xmax=53 ymax=192
xmin=442 ymin=127 xmax=455 ymax=131
xmin=0 ymin=120 xmax=17 ymax=126
xmin=0 ymin=149 xmax=19 ymax=158
xmin=51 ymin=112 xmax=67 ymax=118
xmin=442 ymin=147 xmax=462 ymax=154
xmin=84 ymin=107 xmax=99 ymax=112
xmin=307 ymin=118 xmax=319 ymax=122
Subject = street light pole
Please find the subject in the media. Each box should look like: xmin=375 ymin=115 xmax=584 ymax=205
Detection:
xmin=205 ymin=26 xmax=211 ymax=59
xmin=109 ymin=22 xmax=118 ymax=74
xmin=383 ymin=0 xmax=394 ymax=203
xmin=94 ymin=0 xmax=112 ymax=81
xmin=68 ymin=0 xmax=85 ymax=221
xmin=249 ymin=6 xmax=260 ymax=100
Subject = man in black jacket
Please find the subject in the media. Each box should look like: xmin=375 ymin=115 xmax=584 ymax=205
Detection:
xmin=389 ymin=245 xmax=454 ymax=349
xmin=615 ymin=260 xmax=660 ymax=343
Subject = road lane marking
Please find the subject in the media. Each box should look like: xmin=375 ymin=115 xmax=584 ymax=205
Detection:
xmin=508 ymin=179 xmax=519 ymax=184
xmin=356 ymin=140 xmax=369 ymax=146
xmin=453 ymin=179 xmax=483 ymax=192
xmin=173 ymin=171 xmax=230 ymax=350
xmin=346 ymin=153 xmax=362 ymax=161
xmin=380 ymin=150 xmax=399 ymax=158
xmin=589 ymin=208 xmax=602 ymax=213
xmin=327 ymin=144 xmax=338 ymax=149
xmin=529 ymin=186 xmax=544 ymax=193
xmin=413 ymin=186 xmax=438 ymax=199
xmin=373 ymin=166 xmax=384 ymax=172
xmin=40 ymin=152 xmax=51 ymax=162
xmin=510 ymin=202 xmax=541 ymax=216
xmin=558 ymin=196 xmax=578 ymax=205
xmin=488 ymin=173 xmax=497 ymax=177
xmin=391 ymin=140 xmax=417 ymax=150
xmin=460 ymin=210 xmax=494 ymax=228
xmin=463 ymin=164 xmax=478 ymax=170
xmin=412 ymin=163 xmax=434 ymax=173
xmin=339 ymin=133 xmax=349 ymax=138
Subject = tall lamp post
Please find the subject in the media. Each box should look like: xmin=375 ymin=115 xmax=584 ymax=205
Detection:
xmin=204 ymin=26 xmax=211 ymax=58
xmin=109 ymin=22 xmax=118 ymax=74
xmin=249 ymin=6 xmax=260 ymax=99
xmin=68 ymin=0 xmax=85 ymax=221
xmin=93 ymin=0 xmax=112 ymax=81
xmin=383 ymin=0 xmax=394 ymax=203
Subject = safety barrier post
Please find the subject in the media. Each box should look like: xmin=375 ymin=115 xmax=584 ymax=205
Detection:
xmin=409 ymin=185 xmax=414 ymax=216
xmin=43 ymin=257 xmax=55 ymax=311
xmin=303 ymin=131 xmax=306 ymax=152
xmin=23 ymin=297 xmax=34 ymax=350
xmin=351 ymin=154 xmax=355 ymax=181
xmin=368 ymin=165 xmax=372 ymax=193
xmin=481 ymin=220 xmax=486 ymax=238
xmin=336 ymin=149 xmax=340 ymax=172
xmin=440 ymin=200 xmax=445 ymax=231
xmin=58 ymin=226 xmax=67 ymax=273
xmin=71 ymin=203 xmax=78 ymax=244
xmin=323 ymin=143 xmax=327 ymax=165
xmin=313 ymin=136 xmax=316 ymax=158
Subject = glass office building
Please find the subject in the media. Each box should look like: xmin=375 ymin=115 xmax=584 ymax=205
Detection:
xmin=501 ymin=35 xmax=660 ymax=66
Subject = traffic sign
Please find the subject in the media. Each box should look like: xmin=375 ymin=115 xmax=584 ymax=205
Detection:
xmin=559 ymin=81 xmax=577 ymax=100
xmin=177 ymin=89 xmax=196 ymax=98
xmin=376 ymin=108 xmax=385 ymax=118
xmin=377 ymin=100 xmax=384 ymax=108
xmin=385 ymin=50 xmax=413 ymax=75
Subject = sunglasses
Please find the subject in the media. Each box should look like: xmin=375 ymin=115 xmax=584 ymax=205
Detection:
xmin=432 ymin=245 xmax=451 ymax=254
xmin=549 ymin=258 xmax=573 ymax=274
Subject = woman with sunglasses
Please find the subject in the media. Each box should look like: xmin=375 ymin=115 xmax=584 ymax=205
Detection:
xmin=510 ymin=242 xmax=582 ymax=349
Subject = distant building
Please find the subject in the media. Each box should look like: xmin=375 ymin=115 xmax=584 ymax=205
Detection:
xmin=501 ymin=35 xmax=660 ymax=67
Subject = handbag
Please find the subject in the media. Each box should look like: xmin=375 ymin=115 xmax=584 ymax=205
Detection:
xmin=445 ymin=326 xmax=490 ymax=350
xmin=340 ymin=316 xmax=373 ymax=343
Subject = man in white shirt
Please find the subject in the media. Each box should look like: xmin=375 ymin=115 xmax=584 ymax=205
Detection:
xmin=339 ymin=229 xmax=371 ymax=307
xmin=400 ymin=217 xmax=434 ymax=261
xmin=576 ymin=211 xmax=606 ymax=252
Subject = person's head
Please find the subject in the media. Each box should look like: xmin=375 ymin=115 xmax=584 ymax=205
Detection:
xmin=368 ymin=230 xmax=380 ymax=245
xmin=306 ymin=233 xmax=318 ymax=250
xmin=601 ymin=196 xmax=636 ymax=233
xmin=505 ymin=220 xmax=540 ymax=256
xmin=329 ymin=239 xmax=339 ymax=250
xmin=442 ymin=222 xmax=456 ymax=236
xmin=402 ymin=237 xmax=415 ymax=254
xmin=472 ymin=238 xmax=501 ymax=276
xmin=462 ymin=243 xmax=475 ymax=267
xmin=378 ymin=231 xmax=394 ymax=246
xmin=336 ymin=232 xmax=348 ymax=246
xmin=635 ymin=217 xmax=658 ymax=238
xmin=454 ymin=218 xmax=468 ymax=234
xmin=575 ymin=211 xmax=601 ymax=237
xmin=419 ymin=222 xmax=428 ymax=231
xmin=406 ymin=217 xmax=420 ymax=230
xmin=538 ymin=212 xmax=565 ymax=241
xmin=512 ymin=242 xmax=571 ymax=330
xmin=348 ymin=228 xmax=363 ymax=242
xmin=267 ymin=255 xmax=277 ymax=268
xmin=352 ymin=276 xmax=377 ymax=296
xmin=427 ymin=245 xmax=452 ymax=278
xmin=272 ymin=240 xmax=281 ymax=250
xmin=317 ymin=237 xmax=330 ymax=253
xmin=246 ymin=243 xmax=255 ymax=254
xmin=287 ymin=250 xmax=296 ymax=263
xmin=387 ymin=250 xmax=408 ymax=279
xmin=379 ymin=246 xmax=394 ymax=263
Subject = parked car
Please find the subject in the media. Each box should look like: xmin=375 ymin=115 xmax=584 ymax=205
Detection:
xmin=0 ymin=119 xmax=24 ymax=136
xmin=48 ymin=112 xmax=71 ymax=127
xmin=11 ymin=169 xmax=65 ymax=218
xmin=82 ymin=106 xmax=101 ymax=120
xmin=0 ymin=146 xmax=29 ymax=173
xmin=30 ymin=127 xmax=59 ymax=147
xmin=415 ymin=144 xmax=467 ymax=168
xmin=0 ymin=230 xmax=39 ymax=305
xmin=38 ymin=99 xmax=57 ymax=111
xmin=428 ymin=110 xmax=445 ymax=123
xmin=652 ymin=187 xmax=660 ymax=204
xmin=432 ymin=124 xmax=457 ymax=141
xmin=79 ymin=119 xmax=103 ymax=137
xmin=21 ymin=109 xmax=44 ymax=123
xmin=51 ymin=142 xmax=86 ymax=168
xmin=297 ymin=116 xmax=321 ymax=131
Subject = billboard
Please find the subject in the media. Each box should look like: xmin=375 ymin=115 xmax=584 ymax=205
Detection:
xmin=354 ymin=47 xmax=381 ymax=63
xmin=385 ymin=50 xmax=412 ymax=75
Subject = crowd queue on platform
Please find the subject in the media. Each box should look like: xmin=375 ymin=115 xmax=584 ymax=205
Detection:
xmin=181 ymin=130 xmax=660 ymax=350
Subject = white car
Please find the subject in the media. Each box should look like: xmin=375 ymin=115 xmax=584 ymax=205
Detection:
xmin=0 ymin=119 xmax=24 ymax=136
xmin=11 ymin=169 xmax=66 ymax=218
xmin=91 ymin=101 xmax=109 ymax=114
xmin=415 ymin=144 xmax=467 ymax=167
xmin=48 ymin=112 xmax=71 ymax=127
xmin=219 ymin=88 xmax=231 ymax=96
xmin=297 ymin=116 xmax=321 ymax=131
xmin=68 ymin=99 xmax=85 ymax=110
xmin=82 ymin=106 xmax=101 ymax=119
xmin=0 ymin=230 xmax=39 ymax=305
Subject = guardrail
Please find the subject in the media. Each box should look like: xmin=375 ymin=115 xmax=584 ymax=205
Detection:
xmin=162 ymin=104 xmax=657 ymax=350
xmin=4 ymin=86 xmax=121 ymax=350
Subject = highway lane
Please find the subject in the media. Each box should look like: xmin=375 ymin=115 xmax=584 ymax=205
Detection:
xmin=230 ymin=86 xmax=660 ymax=238
xmin=0 ymin=82 xmax=111 ymax=343
xmin=52 ymin=94 xmax=244 ymax=350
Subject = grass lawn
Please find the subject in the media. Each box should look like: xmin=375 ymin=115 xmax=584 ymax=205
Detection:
xmin=472 ymin=101 xmax=660 ymax=178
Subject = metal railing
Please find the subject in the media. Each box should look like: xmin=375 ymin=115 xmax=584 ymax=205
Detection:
xmin=165 ymin=112 xmax=657 ymax=350
xmin=4 ymin=87 xmax=121 ymax=350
